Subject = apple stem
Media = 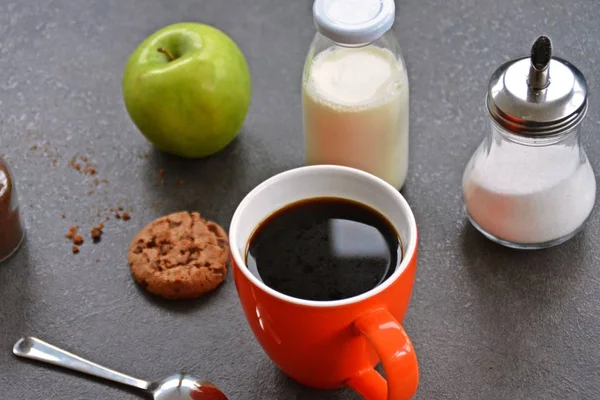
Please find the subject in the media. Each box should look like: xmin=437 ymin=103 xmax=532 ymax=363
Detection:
xmin=157 ymin=47 xmax=175 ymax=62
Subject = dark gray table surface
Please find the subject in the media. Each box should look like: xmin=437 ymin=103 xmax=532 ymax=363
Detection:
xmin=2 ymin=0 xmax=600 ymax=399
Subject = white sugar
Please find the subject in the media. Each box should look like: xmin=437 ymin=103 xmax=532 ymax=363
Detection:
xmin=463 ymin=141 xmax=596 ymax=244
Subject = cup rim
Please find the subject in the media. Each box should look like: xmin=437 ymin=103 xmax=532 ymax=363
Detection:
xmin=229 ymin=165 xmax=418 ymax=308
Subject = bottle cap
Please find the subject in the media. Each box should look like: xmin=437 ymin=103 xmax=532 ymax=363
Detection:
xmin=313 ymin=0 xmax=396 ymax=45
xmin=487 ymin=35 xmax=588 ymax=137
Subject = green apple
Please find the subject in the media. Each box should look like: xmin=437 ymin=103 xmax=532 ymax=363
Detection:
xmin=122 ymin=23 xmax=251 ymax=158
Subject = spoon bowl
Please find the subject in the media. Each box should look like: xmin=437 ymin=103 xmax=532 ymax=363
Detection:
xmin=150 ymin=374 xmax=228 ymax=400
xmin=13 ymin=337 xmax=228 ymax=400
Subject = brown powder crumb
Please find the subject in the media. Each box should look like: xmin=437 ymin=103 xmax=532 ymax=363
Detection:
xmin=66 ymin=226 xmax=78 ymax=240
xmin=73 ymin=235 xmax=84 ymax=245
xmin=69 ymin=156 xmax=82 ymax=171
xmin=61 ymin=214 xmax=66 ymax=219
xmin=115 ymin=212 xmax=121 ymax=219
xmin=51 ymin=159 xmax=58 ymax=167
xmin=91 ymin=230 xmax=101 ymax=242
xmin=72 ymin=246 xmax=80 ymax=254
xmin=30 ymin=145 xmax=38 ymax=151
xmin=93 ymin=178 xmax=100 ymax=186
xmin=122 ymin=212 xmax=131 ymax=221
xmin=118 ymin=206 xmax=124 ymax=211
xmin=69 ymin=155 xmax=97 ymax=175
xmin=87 ymin=190 xmax=94 ymax=195
xmin=90 ymin=223 xmax=104 ymax=243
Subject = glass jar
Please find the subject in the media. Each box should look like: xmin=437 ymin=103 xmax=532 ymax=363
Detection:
xmin=462 ymin=36 xmax=596 ymax=249
xmin=0 ymin=157 xmax=24 ymax=263
xmin=302 ymin=0 xmax=410 ymax=190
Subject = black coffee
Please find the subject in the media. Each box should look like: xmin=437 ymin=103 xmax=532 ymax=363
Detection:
xmin=245 ymin=197 xmax=401 ymax=301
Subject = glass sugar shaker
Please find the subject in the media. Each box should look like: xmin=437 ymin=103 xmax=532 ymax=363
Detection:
xmin=0 ymin=156 xmax=25 ymax=263
xmin=462 ymin=36 xmax=596 ymax=249
xmin=302 ymin=0 xmax=410 ymax=190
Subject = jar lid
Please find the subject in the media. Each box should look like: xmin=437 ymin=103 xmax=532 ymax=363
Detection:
xmin=487 ymin=36 xmax=588 ymax=136
xmin=313 ymin=0 xmax=395 ymax=45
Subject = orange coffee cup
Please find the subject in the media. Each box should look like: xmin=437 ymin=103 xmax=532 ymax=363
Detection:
xmin=229 ymin=165 xmax=419 ymax=399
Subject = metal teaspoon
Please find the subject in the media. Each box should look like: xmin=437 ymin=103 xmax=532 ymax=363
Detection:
xmin=13 ymin=337 xmax=228 ymax=400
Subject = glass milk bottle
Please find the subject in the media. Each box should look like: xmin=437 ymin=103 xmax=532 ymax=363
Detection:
xmin=462 ymin=36 xmax=596 ymax=249
xmin=302 ymin=0 xmax=410 ymax=190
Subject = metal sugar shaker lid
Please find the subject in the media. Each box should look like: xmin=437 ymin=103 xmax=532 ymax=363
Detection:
xmin=486 ymin=35 xmax=588 ymax=136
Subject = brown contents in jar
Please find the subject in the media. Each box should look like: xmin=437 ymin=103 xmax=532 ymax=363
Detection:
xmin=0 ymin=160 xmax=24 ymax=262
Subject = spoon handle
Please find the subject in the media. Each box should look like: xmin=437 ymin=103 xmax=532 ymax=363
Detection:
xmin=13 ymin=337 xmax=150 ymax=391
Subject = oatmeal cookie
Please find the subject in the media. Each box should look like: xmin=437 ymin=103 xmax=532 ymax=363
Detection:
xmin=128 ymin=211 xmax=229 ymax=299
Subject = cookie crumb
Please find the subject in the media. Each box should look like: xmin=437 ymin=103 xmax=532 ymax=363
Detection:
xmin=91 ymin=223 xmax=104 ymax=243
xmin=66 ymin=226 xmax=78 ymax=239
xmin=73 ymin=235 xmax=84 ymax=245
xmin=122 ymin=212 xmax=131 ymax=221
xmin=118 ymin=206 xmax=124 ymax=211
xmin=69 ymin=155 xmax=98 ymax=175
xmin=115 ymin=212 xmax=121 ymax=219
xmin=72 ymin=245 xmax=80 ymax=254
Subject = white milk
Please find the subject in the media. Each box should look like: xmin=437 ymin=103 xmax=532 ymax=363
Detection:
xmin=302 ymin=46 xmax=409 ymax=189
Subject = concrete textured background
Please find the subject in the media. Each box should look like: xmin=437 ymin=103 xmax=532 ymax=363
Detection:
xmin=1 ymin=0 xmax=600 ymax=399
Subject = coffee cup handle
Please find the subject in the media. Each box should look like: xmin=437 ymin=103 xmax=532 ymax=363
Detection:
xmin=346 ymin=309 xmax=419 ymax=400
